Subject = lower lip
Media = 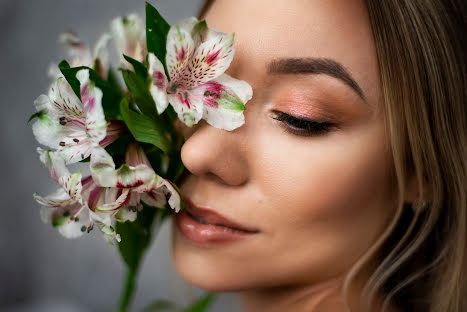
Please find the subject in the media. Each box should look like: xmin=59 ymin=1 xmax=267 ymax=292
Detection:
xmin=175 ymin=209 xmax=257 ymax=247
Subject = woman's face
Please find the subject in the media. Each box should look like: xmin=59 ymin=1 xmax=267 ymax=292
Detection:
xmin=172 ymin=0 xmax=396 ymax=291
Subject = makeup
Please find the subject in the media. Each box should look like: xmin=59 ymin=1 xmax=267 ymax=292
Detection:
xmin=175 ymin=198 xmax=259 ymax=247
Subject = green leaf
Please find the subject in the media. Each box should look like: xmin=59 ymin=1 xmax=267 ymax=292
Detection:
xmin=117 ymin=205 xmax=156 ymax=272
xmin=142 ymin=300 xmax=179 ymax=312
xmin=123 ymin=54 xmax=149 ymax=79
xmin=145 ymin=2 xmax=170 ymax=73
xmin=120 ymin=98 xmax=171 ymax=153
xmin=105 ymin=133 xmax=132 ymax=158
xmin=121 ymin=69 xmax=158 ymax=120
xmin=183 ymin=293 xmax=216 ymax=312
xmin=58 ymin=61 xmax=123 ymax=120
xmin=58 ymin=60 xmax=83 ymax=100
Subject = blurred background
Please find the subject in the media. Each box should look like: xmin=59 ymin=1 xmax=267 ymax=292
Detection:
xmin=0 ymin=0 xmax=242 ymax=311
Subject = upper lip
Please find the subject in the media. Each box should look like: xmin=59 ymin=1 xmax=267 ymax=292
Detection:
xmin=183 ymin=197 xmax=259 ymax=233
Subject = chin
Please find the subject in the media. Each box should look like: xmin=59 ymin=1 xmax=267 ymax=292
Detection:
xmin=171 ymin=220 xmax=265 ymax=292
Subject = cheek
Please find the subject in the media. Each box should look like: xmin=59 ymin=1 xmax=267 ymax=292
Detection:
xmin=256 ymin=124 xmax=394 ymax=224
xmin=248 ymin=123 xmax=395 ymax=283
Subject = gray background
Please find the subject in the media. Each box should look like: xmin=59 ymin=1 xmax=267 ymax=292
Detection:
xmin=0 ymin=0 xmax=242 ymax=311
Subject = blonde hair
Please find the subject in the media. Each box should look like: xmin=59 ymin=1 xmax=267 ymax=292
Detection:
xmin=198 ymin=1 xmax=467 ymax=311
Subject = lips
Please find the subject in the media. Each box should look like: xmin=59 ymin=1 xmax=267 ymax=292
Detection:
xmin=174 ymin=197 xmax=259 ymax=246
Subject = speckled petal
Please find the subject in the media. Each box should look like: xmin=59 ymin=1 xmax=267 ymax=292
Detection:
xmin=192 ymin=73 xmax=252 ymax=130
xmin=167 ymin=90 xmax=204 ymax=127
xmin=166 ymin=19 xmax=196 ymax=81
xmin=177 ymin=32 xmax=235 ymax=88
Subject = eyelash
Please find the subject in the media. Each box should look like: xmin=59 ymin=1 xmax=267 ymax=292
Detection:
xmin=272 ymin=112 xmax=335 ymax=137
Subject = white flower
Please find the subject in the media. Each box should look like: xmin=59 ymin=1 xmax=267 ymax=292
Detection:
xmin=147 ymin=17 xmax=253 ymax=130
xmin=49 ymin=31 xmax=110 ymax=79
xmin=32 ymin=69 xmax=124 ymax=164
xmin=90 ymin=142 xmax=182 ymax=213
xmin=34 ymin=149 xmax=124 ymax=242
xmin=111 ymin=14 xmax=147 ymax=67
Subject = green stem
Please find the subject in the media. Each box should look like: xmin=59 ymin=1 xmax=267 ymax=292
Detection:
xmin=116 ymin=268 xmax=137 ymax=312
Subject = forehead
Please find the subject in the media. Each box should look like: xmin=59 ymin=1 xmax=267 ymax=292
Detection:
xmin=202 ymin=0 xmax=381 ymax=106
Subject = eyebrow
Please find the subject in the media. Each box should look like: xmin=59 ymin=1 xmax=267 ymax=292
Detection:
xmin=267 ymin=57 xmax=366 ymax=101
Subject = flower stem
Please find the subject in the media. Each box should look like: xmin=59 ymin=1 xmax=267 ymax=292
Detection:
xmin=116 ymin=268 xmax=137 ymax=312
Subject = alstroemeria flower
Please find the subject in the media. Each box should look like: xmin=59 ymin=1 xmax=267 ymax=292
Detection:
xmin=148 ymin=17 xmax=253 ymax=130
xmin=32 ymin=69 xmax=125 ymax=164
xmin=34 ymin=149 xmax=124 ymax=242
xmin=111 ymin=14 xmax=146 ymax=67
xmin=48 ymin=31 xmax=111 ymax=79
xmin=90 ymin=143 xmax=182 ymax=213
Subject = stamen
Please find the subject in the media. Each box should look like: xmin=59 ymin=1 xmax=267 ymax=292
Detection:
xmin=80 ymin=226 xmax=86 ymax=232
xmin=59 ymin=142 xmax=66 ymax=146
xmin=73 ymin=138 xmax=79 ymax=143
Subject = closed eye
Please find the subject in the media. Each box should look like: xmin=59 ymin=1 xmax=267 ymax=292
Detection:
xmin=272 ymin=112 xmax=336 ymax=137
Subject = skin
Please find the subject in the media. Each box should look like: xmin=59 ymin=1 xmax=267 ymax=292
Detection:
xmin=172 ymin=0 xmax=406 ymax=311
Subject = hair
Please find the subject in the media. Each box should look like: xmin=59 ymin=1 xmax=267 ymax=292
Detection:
xmin=198 ymin=1 xmax=467 ymax=312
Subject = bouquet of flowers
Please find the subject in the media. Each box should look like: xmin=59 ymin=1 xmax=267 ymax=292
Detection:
xmin=28 ymin=2 xmax=253 ymax=311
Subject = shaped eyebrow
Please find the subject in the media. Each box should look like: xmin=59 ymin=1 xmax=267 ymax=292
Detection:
xmin=267 ymin=57 xmax=366 ymax=101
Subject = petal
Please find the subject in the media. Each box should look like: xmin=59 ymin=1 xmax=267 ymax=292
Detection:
xmin=37 ymin=147 xmax=70 ymax=181
xmin=140 ymin=189 xmax=166 ymax=208
xmin=111 ymin=14 xmax=146 ymax=65
xmin=125 ymin=141 xmax=152 ymax=168
xmin=96 ymin=222 xmax=121 ymax=243
xmin=57 ymin=140 xmax=93 ymax=164
xmin=148 ymin=53 xmax=169 ymax=114
xmin=95 ymin=188 xmax=130 ymax=212
xmin=114 ymin=205 xmax=137 ymax=222
xmin=76 ymin=69 xmax=107 ymax=146
xmin=58 ymin=171 xmax=83 ymax=203
xmin=177 ymin=31 xmax=235 ymax=88
xmin=98 ymin=120 xmax=126 ymax=147
xmin=90 ymin=146 xmax=154 ymax=188
xmin=168 ymin=91 xmax=204 ymax=127
xmin=57 ymin=206 xmax=92 ymax=239
xmin=90 ymin=146 xmax=118 ymax=187
xmin=154 ymin=176 xmax=182 ymax=212
xmin=114 ymin=164 xmax=155 ymax=188
xmin=192 ymin=73 xmax=252 ymax=130
xmin=166 ymin=20 xmax=195 ymax=81
xmin=49 ymin=77 xmax=86 ymax=122
xmin=37 ymin=77 xmax=90 ymax=159
xmin=58 ymin=31 xmax=92 ymax=67
xmin=31 ymin=95 xmax=64 ymax=149
xmin=92 ymin=32 xmax=111 ymax=78
xmin=42 ymin=201 xmax=81 ymax=227
xmin=33 ymin=188 xmax=73 ymax=208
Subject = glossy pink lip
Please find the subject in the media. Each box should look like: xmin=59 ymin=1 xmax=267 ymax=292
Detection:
xmin=175 ymin=197 xmax=259 ymax=247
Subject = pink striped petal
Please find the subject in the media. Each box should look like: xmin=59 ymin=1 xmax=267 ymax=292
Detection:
xmin=148 ymin=53 xmax=169 ymax=114
xmin=167 ymin=90 xmax=204 ymax=127
xmin=176 ymin=32 xmax=235 ymax=89
xmin=76 ymin=69 xmax=107 ymax=146
xmin=166 ymin=18 xmax=196 ymax=82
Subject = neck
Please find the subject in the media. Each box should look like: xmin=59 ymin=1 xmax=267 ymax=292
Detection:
xmin=240 ymin=270 xmax=398 ymax=312
xmin=241 ymin=276 xmax=346 ymax=312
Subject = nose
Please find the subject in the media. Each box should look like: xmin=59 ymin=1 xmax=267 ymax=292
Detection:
xmin=180 ymin=120 xmax=249 ymax=186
